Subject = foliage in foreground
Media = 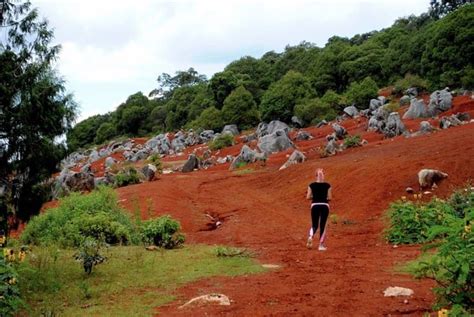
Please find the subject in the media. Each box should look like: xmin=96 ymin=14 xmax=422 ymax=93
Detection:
xmin=141 ymin=216 xmax=185 ymax=249
xmin=388 ymin=187 xmax=473 ymax=314
xmin=16 ymin=245 xmax=264 ymax=316
xmin=21 ymin=187 xmax=137 ymax=247
xmin=0 ymin=251 xmax=24 ymax=317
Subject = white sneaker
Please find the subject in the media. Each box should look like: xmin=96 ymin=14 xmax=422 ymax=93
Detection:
xmin=318 ymin=244 xmax=327 ymax=251
xmin=306 ymin=237 xmax=313 ymax=249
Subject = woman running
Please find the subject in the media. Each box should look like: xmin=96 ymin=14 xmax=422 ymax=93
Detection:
xmin=306 ymin=168 xmax=332 ymax=251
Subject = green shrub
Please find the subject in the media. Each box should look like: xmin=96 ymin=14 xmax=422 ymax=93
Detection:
xmin=115 ymin=167 xmax=141 ymax=188
xmin=0 ymin=252 xmax=24 ymax=316
xmin=344 ymin=76 xmax=378 ymax=109
xmin=294 ymin=98 xmax=337 ymax=126
xmin=73 ymin=237 xmax=107 ymax=275
xmin=393 ymin=74 xmax=429 ymax=95
xmin=147 ymin=154 xmax=163 ymax=173
xmin=383 ymin=101 xmax=400 ymax=113
xmin=141 ymin=215 xmax=185 ymax=249
xmin=343 ymin=135 xmax=362 ymax=148
xmin=408 ymin=211 xmax=473 ymax=313
xmin=209 ymin=133 xmax=234 ymax=151
xmin=21 ymin=187 xmax=137 ymax=247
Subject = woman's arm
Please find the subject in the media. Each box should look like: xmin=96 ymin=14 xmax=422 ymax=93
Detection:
xmin=327 ymin=188 xmax=333 ymax=201
xmin=306 ymin=186 xmax=312 ymax=200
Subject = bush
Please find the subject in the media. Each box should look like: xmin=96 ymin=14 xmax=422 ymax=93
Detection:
xmin=209 ymin=133 xmax=234 ymax=151
xmin=21 ymin=187 xmax=137 ymax=247
xmin=73 ymin=237 xmax=107 ymax=275
xmin=393 ymin=74 xmax=429 ymax=95
xmin=383 ymin=101 xmax=400 ymax=113
xmin=343 ymin=135 xmax=362 ymax=148
xmin=140 ymin=215 xmax=185 ymax=249
xmin=114 ymin=167 xmax=141 ymax=188
xmin=344 ymin=76 xmax=378 ymax=109
xmin=0 ymin=252 xmax=24 ymax=316
xmin=294 ymin=98 xmax=337 ymax=126
xmin=147 ymin=154 xmax=163 ymax=173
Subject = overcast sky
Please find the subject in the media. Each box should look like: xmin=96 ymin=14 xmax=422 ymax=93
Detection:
xmin=34 ymin=0 xmax=429 ymax=122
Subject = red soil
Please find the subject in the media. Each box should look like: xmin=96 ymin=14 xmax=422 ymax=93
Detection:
xmin=37 ymin=96 xmax=474 ymax=315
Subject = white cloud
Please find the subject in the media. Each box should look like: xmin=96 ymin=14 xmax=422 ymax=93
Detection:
xmin=34 ymin=0 xmax=429 ymax=122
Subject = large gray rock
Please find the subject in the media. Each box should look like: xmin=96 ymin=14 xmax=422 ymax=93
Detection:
xmin=295 ymin=130 xmax=313 ymax=141
xmin=222 ymin=124 xmax=239 ymax=136
xmin=182 ymin=154 xmax=200 ymax=173
xmin=80 ymin=163 xmax=92 ymax=174
xmin=383 ymin=112 xmax=406 ymax=138
xmin=229 ymin=145 xmax=266 ymax=170
xmin=419 ymin=121 xmax=434 ymax=134
xmin=185 ymin=130 xmax=199 ymax=146
xmin=54 ymin=170 xmax=95 ymax=198
xmin=406 ymin=87 xmax=418 ymax=97
xmin=141 ymin=164 xmax=157 ymax=181
xmin=88 ymin=150 xmax=100 ymax=163
xmin=428 ymin=88 xmax=452 ymax=116
xmin=171 ymin=135 xmax=186 ymax=153
xmin=257 ymin=120 xmax=290 ymax=138
xmin=279 ymin=150 xmax=306 ymax=170
xmin=343 ymin=105 xmax=359 ymax=118
xmin=104 ymin=157 xmax=116 ymax=168
xmin=315 ymin=120 xmax=328 ymax=128
xmin=199 ymin=130 xmax=215 ymax=143
xmin=418 ymin=169 xmax=448 ymax=189
xmin=129 ymin=149 xmax=150 ymax=162
xmin=403 ymin=99 xmax=427 ymax=119
xmin=98 ymin=148 xmax=110 ymax=158
xmin=369 ymin=99 xmax=383 ymax=111
xmin=399 ymin=95 xmax=411 ymax=106
xmin=331 ymin=123 xmax=347 ymax=140
xmin=324 ymin=139 xmax=339 ymax=156
xmin=257 ymin=129 xmax=294 ymax=154
xmin=291 ymin=116 xmax=304 ymax=127
xmin=440 ymin=115 xmax=462 ymax=129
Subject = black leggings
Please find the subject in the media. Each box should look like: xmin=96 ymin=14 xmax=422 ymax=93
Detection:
xmin=310 ymin=204 xmax=329 ymax=242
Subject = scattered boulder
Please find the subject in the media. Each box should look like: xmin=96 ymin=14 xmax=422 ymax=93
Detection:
xmin=418 ymin=169 xmax=448 ymax=189
xmin=295 ymin=130 xmax=313 ymax=141
xmin=456 ymin=112 xmax=470 ymax=122
xmin=279 ymin=150 xmax=306 ymax=170
xmin=383 ymin=286 xmax=414 ymax=297
xmin=182 ymin=154 xmax=200 ymax=173
xmin=383 ymin=112 xmax=406 ymax=138
xmin=331 ymin=123 xmax=347 ymax=140
xmin=240 ymin=133 xmax=257 ymax=143
xmin=179 ymin=294 xmax=230 ymax=309
xmin=399 ymin=95 xmax=411 ymax=106
xmin=88 ymin=150 xmax=100 ymax=163
xmin=230 ymin=145 xmax=266 ymax=170
xmin=440 ymin=115 xmax=462 ymax=129
xmin=54 ymin=170 xmax=95 ymax=198
xmin=417 ymin=121 xmax=434 ymax=135
xmin=171 ymin=134 xmax=186 ymax=152
xmin=184 ymin=130 xmax=199 ymax=146
xmin=291 ymin=116 xmax=303 ymax=127
xmin=403 ymin=99 xmax=427 ymax=119
xmin=130 ymin=149 xmax=150 ymax=162
xmin=343 ymin=105 xmax=359 ymax=118
xmin=428 ymin=88 xmax=452 ymax=116
xmin=324 ymin=139 xmax=340 ymax=156
xmin=199 ymin=130 xmax=215 ymax=143
xmin=222 ymin=124 xmax=239 ymax=136
xmin=369 ymin=99 xmax=383 ymax=111
xmin=315 ymin=120 xmax=328 ymax=128
xmin=406 ymin=87 xmax=418 ymax=97
xmin=104 ymin=157 xmax=116 ymax=168
xmin=80 ymin=164 xmax=92 ymax=174
xmin=406 ymin=187 xmax=414 ymax=194
xmin=142 ymin=164 xmax=157 ymax=181
xmin=257 ymin=129 xmax=294 ymax=154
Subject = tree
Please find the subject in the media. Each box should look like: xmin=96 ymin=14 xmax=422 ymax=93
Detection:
xmin=0 ymin=1 xmax=77 ymax=225
xmin=344 ymin=77 xmax=379 ymax=108
xmin=187 ymin=106 xmax=224 ymax=131
xmin=221 ymin=86 xmax=260 ymax=130
xmin=259 ymin=70 xmax=313 ymax=122
xmin=66 ymin=114 xmax=110 ymax=151
xmin=149 ymin=67 xmax=206 ymax=98
xmin=94 ymin=122 xmax=117 ymax=145
xmin=429 ymin=0 xmax=473 ymax=18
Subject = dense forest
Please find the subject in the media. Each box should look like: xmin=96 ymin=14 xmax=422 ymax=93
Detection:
xmin=67 ymin=4 xmax=474 ymax=152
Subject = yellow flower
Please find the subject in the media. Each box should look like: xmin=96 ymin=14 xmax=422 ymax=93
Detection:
xmin=438 ymin=308 xmax=449 ymax=317
xmin=8 ymin=278 xmax=16 ymax=285
xmin=3 ymin=248 xmax=9 ymax=257
xmin=465 ymin=225 xmax=471 ymax=233
xmin=18 ymin=250 xmax=26 ymax=262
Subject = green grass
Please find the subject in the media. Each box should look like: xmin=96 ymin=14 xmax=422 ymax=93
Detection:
xmin=18 ymin=244 xmax=264 ymax=316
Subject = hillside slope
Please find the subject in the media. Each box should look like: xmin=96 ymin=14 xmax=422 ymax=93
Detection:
xmin=110 ymin=104 xmax=474 ymax=315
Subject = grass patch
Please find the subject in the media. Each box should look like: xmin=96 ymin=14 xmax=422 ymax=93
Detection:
xmin=17 ymin=244 xmax=264 ymax=316
xmin=213 ymin=246 xmax=253 ymax=257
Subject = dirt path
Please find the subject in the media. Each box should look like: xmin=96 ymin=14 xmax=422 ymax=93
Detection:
xmin=113 ymin=122 xmax=474 ymax=316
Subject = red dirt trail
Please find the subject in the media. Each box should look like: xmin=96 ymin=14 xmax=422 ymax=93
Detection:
xmin=113 ymin=116 xmax=474 ymax=314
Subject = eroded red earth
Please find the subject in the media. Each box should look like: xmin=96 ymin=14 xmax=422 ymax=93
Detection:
xmin=49 ymin=97 xmax=474 ymax=315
